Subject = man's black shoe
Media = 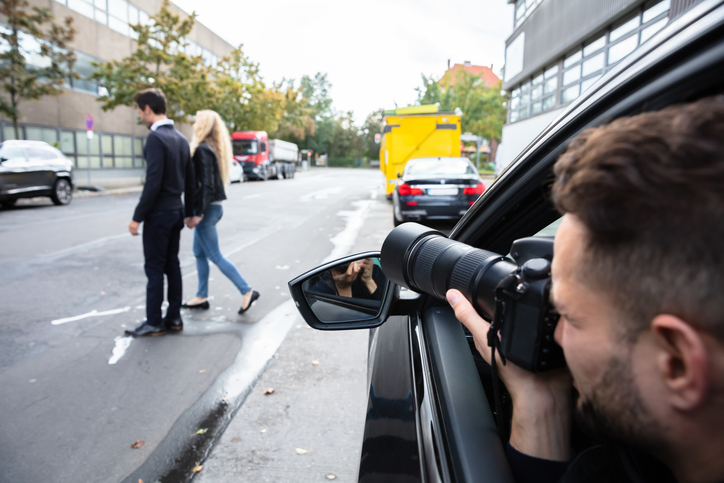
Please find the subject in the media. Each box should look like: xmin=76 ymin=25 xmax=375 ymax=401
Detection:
xmin=125 ymin=321 xmax=167 ymax=337
xmin=165 ymin=317 xmax=183 ymax=332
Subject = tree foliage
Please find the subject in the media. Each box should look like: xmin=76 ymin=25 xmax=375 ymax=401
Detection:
xmin=91 ymin=0 xmax=215 ymax=123
xmin=416 ymin=70 xmax=507 ymax=142
xmin=0 ymin=0 xmax=77 ymax=139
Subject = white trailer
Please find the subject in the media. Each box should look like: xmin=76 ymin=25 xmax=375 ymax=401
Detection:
xmin=269 ymin=139 xmax=299 ymax=179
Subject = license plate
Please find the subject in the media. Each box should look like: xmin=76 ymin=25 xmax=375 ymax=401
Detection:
xmin=427 ymin=188 xmax=458 ymax=196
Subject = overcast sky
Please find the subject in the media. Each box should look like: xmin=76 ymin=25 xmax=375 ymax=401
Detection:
xmin=172 ymin=0 xmax=515 ymax=122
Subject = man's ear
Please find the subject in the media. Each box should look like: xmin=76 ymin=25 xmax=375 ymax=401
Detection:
xmin=651 ymin=314 xmax=709 ymax=411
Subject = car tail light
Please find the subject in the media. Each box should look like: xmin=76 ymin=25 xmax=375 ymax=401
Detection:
xmin=398 ymin=183 xmax=423 ymax=196
xmin=463 ymin=183 xmax=485 ymax=195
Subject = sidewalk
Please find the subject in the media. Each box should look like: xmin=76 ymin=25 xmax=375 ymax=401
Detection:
xmin=195 ymin=317 xmax=369 ymax=483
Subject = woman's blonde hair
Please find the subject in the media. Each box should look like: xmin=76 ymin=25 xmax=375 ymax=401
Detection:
xmin=190 ymin=110 xmax=233 ymax=186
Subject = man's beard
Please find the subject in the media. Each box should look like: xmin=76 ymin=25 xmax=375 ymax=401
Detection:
xmin=573 ymin=349 xmax=667 ymax=453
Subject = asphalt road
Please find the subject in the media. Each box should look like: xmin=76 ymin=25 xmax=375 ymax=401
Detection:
xmin=0 ymin=168 xmax=403 ymax=483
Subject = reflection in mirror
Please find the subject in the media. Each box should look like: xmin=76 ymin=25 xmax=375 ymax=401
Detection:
xmin=302 ymin=257 xmax=389 ymax=323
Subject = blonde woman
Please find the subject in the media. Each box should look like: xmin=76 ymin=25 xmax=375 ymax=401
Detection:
xmin=182 ymin=110 xmax=260 ymax=314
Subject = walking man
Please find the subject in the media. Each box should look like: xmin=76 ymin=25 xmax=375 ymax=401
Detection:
xmin=125 ymin=88 xmax=197 ymax=337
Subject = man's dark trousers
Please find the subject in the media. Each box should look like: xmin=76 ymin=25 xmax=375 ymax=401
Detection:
xmin=143 ymin=208 xmax=185 ymax=326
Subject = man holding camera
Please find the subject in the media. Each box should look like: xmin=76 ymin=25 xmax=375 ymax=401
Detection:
xmin=447 ymin=98 xmax=724 ymax=483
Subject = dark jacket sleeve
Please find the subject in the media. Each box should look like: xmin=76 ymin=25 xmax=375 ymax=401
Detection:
xmin=192 ymin=145 xmax=217 ymax=217
xmin=506 ymin=443 xmax=570 ymax=483
xmin=184 ymin=142 xmax=195 ymax=218
xmin=133 ymin=133 xmax=164 ymax=223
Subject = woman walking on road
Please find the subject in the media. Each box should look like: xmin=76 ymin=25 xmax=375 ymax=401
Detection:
xmin=182 ymin=110 xmax=260 ymax=314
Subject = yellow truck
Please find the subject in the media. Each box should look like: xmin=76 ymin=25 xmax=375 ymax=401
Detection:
xmin=379 ymin=104 xmax=462 ymax=196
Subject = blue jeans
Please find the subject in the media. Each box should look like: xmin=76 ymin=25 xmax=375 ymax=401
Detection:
xmin=193 ymin=204 xmax=252 ymax=298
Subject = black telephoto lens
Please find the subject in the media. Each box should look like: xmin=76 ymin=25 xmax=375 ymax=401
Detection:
xmin=380 ymin=222 xmax=517 ymax=320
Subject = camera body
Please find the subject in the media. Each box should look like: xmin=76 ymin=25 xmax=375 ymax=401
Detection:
xmin=492 ymin=238 xmax=564 ymax=372
xmin=381 ymin=223 xmax=564 ymax=373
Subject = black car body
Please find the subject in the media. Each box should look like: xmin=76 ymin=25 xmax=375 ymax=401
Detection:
xmin=0 ymin=140 xmax=74 ymax=207
xmin=392 ymin=157 xmax=485 ymax=226
xmin=290 ymin=2 xmax=724 ymax=481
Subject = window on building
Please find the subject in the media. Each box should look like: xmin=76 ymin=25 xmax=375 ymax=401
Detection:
xmin=514 ymin=0 xmax=543 ymax=28
xmin=71 ymin=52 xmax=100 ymax=94
xmin=26 ymin=127 xmax=58 ymax=145
xmin=508 ymin=0 xmax=671 ymax=123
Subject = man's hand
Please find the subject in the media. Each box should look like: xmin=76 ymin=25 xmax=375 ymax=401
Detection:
xmin=185 ymin=216 xmax=202 ymax=229
xmin=128 ymin=220 xmax=140 ymax=236
xmin=446 ymin=289 xmax=573 ymax=461
xmin=358 ymin=258 xmax=378 ymax=294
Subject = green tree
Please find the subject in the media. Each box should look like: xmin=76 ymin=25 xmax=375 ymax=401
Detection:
xmin=416 ymin=70 xmax=507 ymax=142
xmin=0 ymin=0 xmax=77 ymax=139
xmin=91 ymin=0 xmax=215 ymax=123
xmin=212 ymin=46 xmax=285 ymax=133
xmin=360 ymin=109 xmax=384 ymax=159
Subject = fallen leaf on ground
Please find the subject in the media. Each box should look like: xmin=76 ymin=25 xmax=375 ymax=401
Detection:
xmin=131 ymin=440 xmax=144 ymax=449
xmin=263 ymin=388 xmax=275 ymax=395
xmin=198 ymin=370 xmax=206 ymax=373
xmin=195 ymin=428 xmax=208 ymax=435
xmin=295 ymin=448 xmax=309 ymax=455
xmin=232 ymin=437 xmax=240 ymax=442
xmin=326 ymin=475 xmax=337 ymax=480
xmin=192 ymin=464 xmax=203 ymax=473
xmin=311 ymin=360 xmax=320 ymax=366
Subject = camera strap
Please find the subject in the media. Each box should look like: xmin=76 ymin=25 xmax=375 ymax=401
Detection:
xmin=488 ymin=274 xmax=518 ymax=443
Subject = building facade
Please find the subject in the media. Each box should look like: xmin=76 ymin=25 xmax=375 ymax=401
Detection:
xmin=0 ymin=0 xmax=234 ymax=186
xmin=498 ymin=0 xmax=701 ymax=172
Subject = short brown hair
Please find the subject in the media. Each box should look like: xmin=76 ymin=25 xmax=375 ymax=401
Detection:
xmin=133 ymin=88 xmax=167 ymax=115
xmin=552 ymin=97 xmax=724 ymax=341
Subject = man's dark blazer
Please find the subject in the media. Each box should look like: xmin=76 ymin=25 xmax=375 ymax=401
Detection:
xmin=133 ymin=124 xmax=195 ymax=222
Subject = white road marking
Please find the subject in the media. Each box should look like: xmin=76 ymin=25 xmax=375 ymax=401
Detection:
xmin=243 ymin=194 xmax=261 ymax=200
xmin=323 ymin=199 xmax=375 ymax=263
xmin=300 ymin=187 xmax=344 ymax=202
xmin=51 ymin=306 xmax=131 ymax=325
xmin=108 ymin=336 xmax=132 ymax=365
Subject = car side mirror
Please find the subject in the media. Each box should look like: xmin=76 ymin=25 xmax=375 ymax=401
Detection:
xmin=288 ymin=252 xmax=397 ymax=330
xmin=397 ymin=172 xmax=402 ymax=178
xmin=0 ymin=157 xmax=7 ymax=164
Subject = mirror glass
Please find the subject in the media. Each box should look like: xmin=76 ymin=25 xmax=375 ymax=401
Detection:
xmin=302 ymin=256 xmax=389 ymax=323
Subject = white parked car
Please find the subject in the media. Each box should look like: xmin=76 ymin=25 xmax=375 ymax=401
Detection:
xmin=229 ymin=159 xmax=243 ymax=183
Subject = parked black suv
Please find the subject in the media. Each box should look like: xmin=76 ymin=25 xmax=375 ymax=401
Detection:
xmin=290 ymin=2 xmax=724 ymax=481
xmin=0 ymin=140 xmax=74 ymax=208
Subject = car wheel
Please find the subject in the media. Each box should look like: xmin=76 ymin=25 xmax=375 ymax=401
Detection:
xmin=393 ymin=208 xmax=403 ymax=227
xmin=51 ymin=178 xmax=72 ymax=205
xmin=1 ymin=199 xmax=17 ymax=209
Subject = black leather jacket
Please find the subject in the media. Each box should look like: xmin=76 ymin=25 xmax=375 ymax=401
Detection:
xmin=192 ymin=142 xmax=227 ymax=217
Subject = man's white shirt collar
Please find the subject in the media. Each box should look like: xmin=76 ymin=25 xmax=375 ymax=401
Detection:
xmin=150 ymin=118 xmax=174 ymax=131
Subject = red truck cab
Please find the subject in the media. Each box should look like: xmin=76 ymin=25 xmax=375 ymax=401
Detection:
xmin=231 ymin=131 xmax=270 ymax=181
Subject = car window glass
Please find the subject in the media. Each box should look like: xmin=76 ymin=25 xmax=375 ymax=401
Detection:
xmin=26 ymin=147 xmax=57 ymax=161
xmin=232 ymin=140 xmax=257 ymax=155
xmin=0 ymin=146 xmax=26 ymax=162
xmin=406 ymin=159 xmax=475 ymax=176
xmin=534 ymin=217 xmax=561 ymax=237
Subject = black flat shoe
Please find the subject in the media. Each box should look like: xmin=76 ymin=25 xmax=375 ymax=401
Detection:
xmin=238 ymin=291 xmax=260 ymax=314
xmin=181 ymin=300 xmax=209 ymax=310
xmin=125 ymin=321 xmax=166 ymax=337
xmin=164 ymin=317 xmax=183 ymax=332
